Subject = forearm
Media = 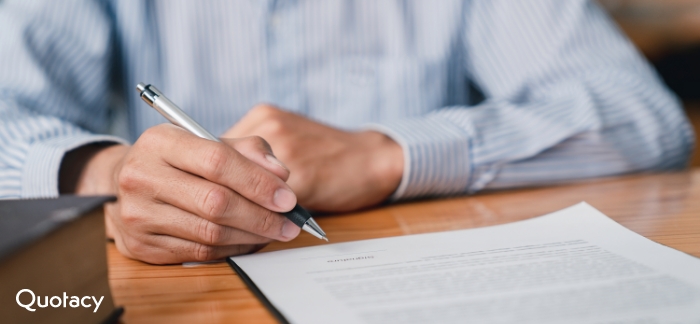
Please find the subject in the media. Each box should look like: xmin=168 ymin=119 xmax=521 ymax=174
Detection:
xmin=370 ymin=73 xmax=692 ymax=199
xmin=0 ymin=103 xmax=128 ymax=198
xmin=0 ymin=0 xmax=121 ymax=198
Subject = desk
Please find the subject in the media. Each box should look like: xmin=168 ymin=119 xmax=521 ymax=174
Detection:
xmin=107 ymin=170 xmax=700 ymax=323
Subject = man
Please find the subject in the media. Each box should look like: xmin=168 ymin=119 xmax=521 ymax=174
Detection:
xmin=0 ymin=0 xmax=693 ymax=264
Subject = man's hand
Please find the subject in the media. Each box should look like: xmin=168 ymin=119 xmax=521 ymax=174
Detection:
xmin=223 ymin=105 xmax=404 ymax=212
xmin=63 ymin=124 xmax=301 ymax=264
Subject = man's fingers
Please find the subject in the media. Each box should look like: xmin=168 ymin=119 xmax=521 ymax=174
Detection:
xmin=146 ymin=124 xmax=297 ymax=213
xmin=143 ymin=203 xmax=274 ymax=246
xmin=223 ymin=137 xmax=290 ymax=181
xmin=119 ymin=233 xmax=265 ymax=265
xmin=150 ymin=167 xmax=300 ymax=241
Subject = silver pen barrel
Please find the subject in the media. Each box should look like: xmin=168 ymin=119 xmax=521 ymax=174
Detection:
xmin=137 ymin=83 xmax=219 ymax=142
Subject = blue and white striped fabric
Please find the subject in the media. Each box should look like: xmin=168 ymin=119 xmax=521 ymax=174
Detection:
xmin=0 ymin=0 xmax=694 ymax=200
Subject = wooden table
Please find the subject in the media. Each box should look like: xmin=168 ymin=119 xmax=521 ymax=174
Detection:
xmin=108 ymin=170 xmax=700 ymax=323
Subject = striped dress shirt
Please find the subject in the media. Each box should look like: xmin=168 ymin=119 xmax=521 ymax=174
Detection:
xmin=0 ymin=0 xmax=694 ymax=200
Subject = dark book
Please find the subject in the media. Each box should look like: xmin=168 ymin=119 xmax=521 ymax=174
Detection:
xmin=0 ymin=195 xmax=123 ymax=324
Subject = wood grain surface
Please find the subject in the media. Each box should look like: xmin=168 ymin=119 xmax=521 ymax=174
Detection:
xmin=108 ymin=169 xmax=700 ymax=323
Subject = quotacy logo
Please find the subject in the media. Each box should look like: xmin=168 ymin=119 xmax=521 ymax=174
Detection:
xmin=16 ymin=289 xmax=104 ymax=313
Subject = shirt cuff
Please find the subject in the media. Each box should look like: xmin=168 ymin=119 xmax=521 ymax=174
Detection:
xmin=21 ymin=134 xmax=129 ymax=198
xmin=364 ymin=114 xmax=474 ymax=201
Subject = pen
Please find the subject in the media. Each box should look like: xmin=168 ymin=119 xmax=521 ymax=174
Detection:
xmin=136 ymin=83 xmax=328 ymax=242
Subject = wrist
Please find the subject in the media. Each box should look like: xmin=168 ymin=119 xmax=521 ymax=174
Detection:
xmin=60 ymin=144 xmax=130 ymax=195
xmin=360 ymin=131 xmax=404 ymax=198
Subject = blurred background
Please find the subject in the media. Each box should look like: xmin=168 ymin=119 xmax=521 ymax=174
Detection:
xmin=600 ymin=0 xmax=700 ymax=166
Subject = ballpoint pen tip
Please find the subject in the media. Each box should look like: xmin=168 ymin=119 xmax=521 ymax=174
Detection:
xmin=322 ymin=237 xmax=329 ymax=242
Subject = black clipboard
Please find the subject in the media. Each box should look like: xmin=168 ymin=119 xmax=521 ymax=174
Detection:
xmin=226 ymin=258 xmax=290 ymax=324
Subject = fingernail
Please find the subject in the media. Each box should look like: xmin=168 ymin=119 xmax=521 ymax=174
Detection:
xmin=273 ymin=188 xmax=297 ymax=211
xmin=281 ymin=219 xmax=301 ymax=240
xmin=265 ymin=154 xmax=289 ymax=171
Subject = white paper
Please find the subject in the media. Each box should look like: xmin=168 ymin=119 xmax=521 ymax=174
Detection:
xmin=230 ymin=203 xmax=700 ymax=324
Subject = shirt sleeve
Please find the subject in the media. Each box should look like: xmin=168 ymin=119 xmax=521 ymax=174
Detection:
xmin=367 ymin=0 xmax=695 ymax=200
xmin=0 ymin=0 xmax=127 ymax=199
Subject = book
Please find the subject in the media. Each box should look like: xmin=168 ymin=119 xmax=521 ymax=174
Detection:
xmin=0 ymin=195 xmax=123 ymax=324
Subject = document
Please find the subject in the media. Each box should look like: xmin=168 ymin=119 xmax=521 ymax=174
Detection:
xmin=229 ymin=203 xmax=700 ymax=324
